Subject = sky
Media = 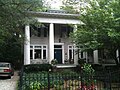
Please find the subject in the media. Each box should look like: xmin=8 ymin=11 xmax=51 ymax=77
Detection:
xmin=45 ymin=0 xmax=63 ymax=9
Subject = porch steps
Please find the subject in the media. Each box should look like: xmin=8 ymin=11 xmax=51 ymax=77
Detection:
xmin=54 ymin=64 xmax=77 ymax=68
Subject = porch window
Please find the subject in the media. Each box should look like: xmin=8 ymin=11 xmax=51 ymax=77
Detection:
xmin=35 ymin=49 xmax=41 ymax=59
xmin=43 ymin=50 xmax=46 ymax=59
xmin=30 ymin=45 xmax=47 ymax=60
xmin=30 ymin=50 xmax=33 ymax=59
xmin=69 ymin=49 xmax=72 ymax=60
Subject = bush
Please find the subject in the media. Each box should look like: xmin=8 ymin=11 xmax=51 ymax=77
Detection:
xmin=29 ymin=81 xmax=41 ymax=90
xmin=24 ymin=64 xmax=52 ymax=73
xmin=78 ymin=58 xmax=86 ymax=65
xmin=51 ymin=59 xmax=58 ymax=65
xmin=91 ymin=64 xmax=103 ymax=71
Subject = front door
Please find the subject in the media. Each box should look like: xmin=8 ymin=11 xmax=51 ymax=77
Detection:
xmin=54 ymin=45 xmax=62 ymax=64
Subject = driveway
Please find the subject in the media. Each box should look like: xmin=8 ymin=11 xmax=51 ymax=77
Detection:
xmin=0 ymin=71 xmax=19 ymax=90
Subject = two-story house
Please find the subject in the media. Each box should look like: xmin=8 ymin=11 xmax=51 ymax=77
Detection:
xmin=24 ymin=10 xmax=117 ymax=65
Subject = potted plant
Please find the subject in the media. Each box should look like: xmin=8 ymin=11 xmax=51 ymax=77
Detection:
xmin=51 ymin=59 xmax=58 ymax=65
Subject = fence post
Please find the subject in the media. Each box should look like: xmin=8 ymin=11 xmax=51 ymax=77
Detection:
xmin=80 ymin=68 xmax=83 ymax=90
xmin=19 ymin=66 xmax=24 ymax=90
xmin=48 ymin=69 xmax=51 ymax=90
xmin=109 ymin=71 xmax=112 ymax=90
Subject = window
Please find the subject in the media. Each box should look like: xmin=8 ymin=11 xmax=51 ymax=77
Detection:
xmin=44 ymin=29 xmax=48 ymax=37
xmin=30 ymin=24 xmax=49 ymax=37
xmin=43 ymin=50 xmax=46 ymax=59
xmin=60 ymin=25 xmax=73 ymax=38
xmin=35 ymin=49 xmax=41 ymax=59
xmin=30 ymin=25 xmax=41 ymax=37
xmin=68 ymin=45 xmax=76 ymax=60
xmin=69 ymin=49 xmax=72 ymax=60
xmin=30 ymin=45 xmax=47 ymax=60
xmin=98 ymin=48 xmax=116 ymax=60
xmin=68 ymin=45 xmax=85 ymax=60
xmin=30 ymin=50 xmax=33 ymax=59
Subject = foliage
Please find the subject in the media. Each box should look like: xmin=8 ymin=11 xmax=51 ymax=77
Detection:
xmin=0 ymin=0 xmax=46 ymax=66
xmin=81 ymin=63 xmax=95 ymax=87
xmin=24 ymin=64 xmax=52 ymax=73
xmin=60 ymin=69 xmax=78 ymax=75
xmin=78 ymin=58 xmax=86 ymax=65
xmin=29 ymin=81 xmax=41 ymax=90
xmin=51 ymin=59 xmax=58 ymax=65
xmin=66 ymin=0 xmax=120 ymax=64
xmin=21 ymin=71 xmax=64 ymax=90
xmin=82 ymin=63 xmax=95 ymax=76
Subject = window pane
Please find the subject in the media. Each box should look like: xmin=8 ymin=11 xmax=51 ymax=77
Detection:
xmin=35 ymin=49 xmax=41 ymax=59
xmin=30 ymin=50 xmax=33 ymax=59
xmin=43 ymin=46 xmax=46 ymax=48
xmin=69 ymin=50 xmax=72 ymax=59
xmin=54 ymin=45 xmax=62 ymax=48
xmin=81 ymin=52 xmax=84 ymax=58
xmin=30 ymin=46 xmax=33 ymax=48
xmin=69 ymin=46 xmax=72 ymax=48
xmin=38 ymin=28 xmax=41 ymax=37
xmin=44 ymin=29 xmax=47 ymax=37
xmin=67 ymin=26 xmax=73 ymax=37
xmin=35 ymin=46 xmax=41 ymax=48
xmin=43 ymin=50 xmax=46 ymax=59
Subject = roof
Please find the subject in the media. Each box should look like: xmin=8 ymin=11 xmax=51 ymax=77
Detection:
xmin=28 ymin=10 xmax=80 ymax=19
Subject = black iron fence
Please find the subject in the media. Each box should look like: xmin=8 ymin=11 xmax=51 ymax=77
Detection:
xmin=19 ymin=67 xmax=120 ymax=90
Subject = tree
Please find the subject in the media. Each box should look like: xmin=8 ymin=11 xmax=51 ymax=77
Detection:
xmin=63 ymin=0 xmax=120 ymax=65
xmin=0 ymin=0 xmax=46 ymax=68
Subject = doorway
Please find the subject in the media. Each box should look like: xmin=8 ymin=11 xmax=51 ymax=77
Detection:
xmin=54 ymin=45 xmax=63 ymax=64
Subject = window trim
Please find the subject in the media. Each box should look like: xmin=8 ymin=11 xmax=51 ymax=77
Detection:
xmin=68 ymin=45 xmax=76 ymax=60
xmin=30 ymin=44 xmax=47 ymax=60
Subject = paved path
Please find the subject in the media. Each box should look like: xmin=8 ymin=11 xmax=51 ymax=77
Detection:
xmin=0 ymin=71 xmax=19 ymax=90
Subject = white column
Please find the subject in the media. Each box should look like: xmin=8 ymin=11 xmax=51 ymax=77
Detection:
xmin=24 ymin=25 xmax=30 ymax=65
xmin=93 ymin=50 xmax=98 ymax=64
xmin=73 ymin=25 xmax=78 ymax=64
xmin=116 ymin=49 xmax=119 ymax=62
xmin=49 ymin=23 xmax=54 ymax=64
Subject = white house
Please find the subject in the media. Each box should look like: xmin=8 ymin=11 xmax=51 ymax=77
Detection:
xmin=24 ymin=10 xmax=117 ymax=65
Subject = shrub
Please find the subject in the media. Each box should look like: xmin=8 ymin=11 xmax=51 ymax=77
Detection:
xmin=82 ymin=63 xmax=95 ymax=76
xmin=29 ymin=81 xmax=41 ymax=90
xmin=51 ymin=59 xmax=58 ymax=65
xmin=24 ymin=64 xmax=52 ymax=73
xmin=78 ymin=58 xmax=86 ymax=65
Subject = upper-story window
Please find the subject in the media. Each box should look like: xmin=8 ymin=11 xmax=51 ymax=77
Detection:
xmin=30 ymin=24 xmax=49 ymax=37
xmin=60 ymin=25 xmax=73 ymax=38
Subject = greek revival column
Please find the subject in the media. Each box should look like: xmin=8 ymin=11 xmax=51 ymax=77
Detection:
xmin=49 ymin=23 xmax=54 ymax=64
xmin=73 ymin=25 xmax=78 ymax=65
xmin=24 ymin=25 xmax=30 ymax=65
xmin=93 ymin=50 xmax=98 ymax=64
